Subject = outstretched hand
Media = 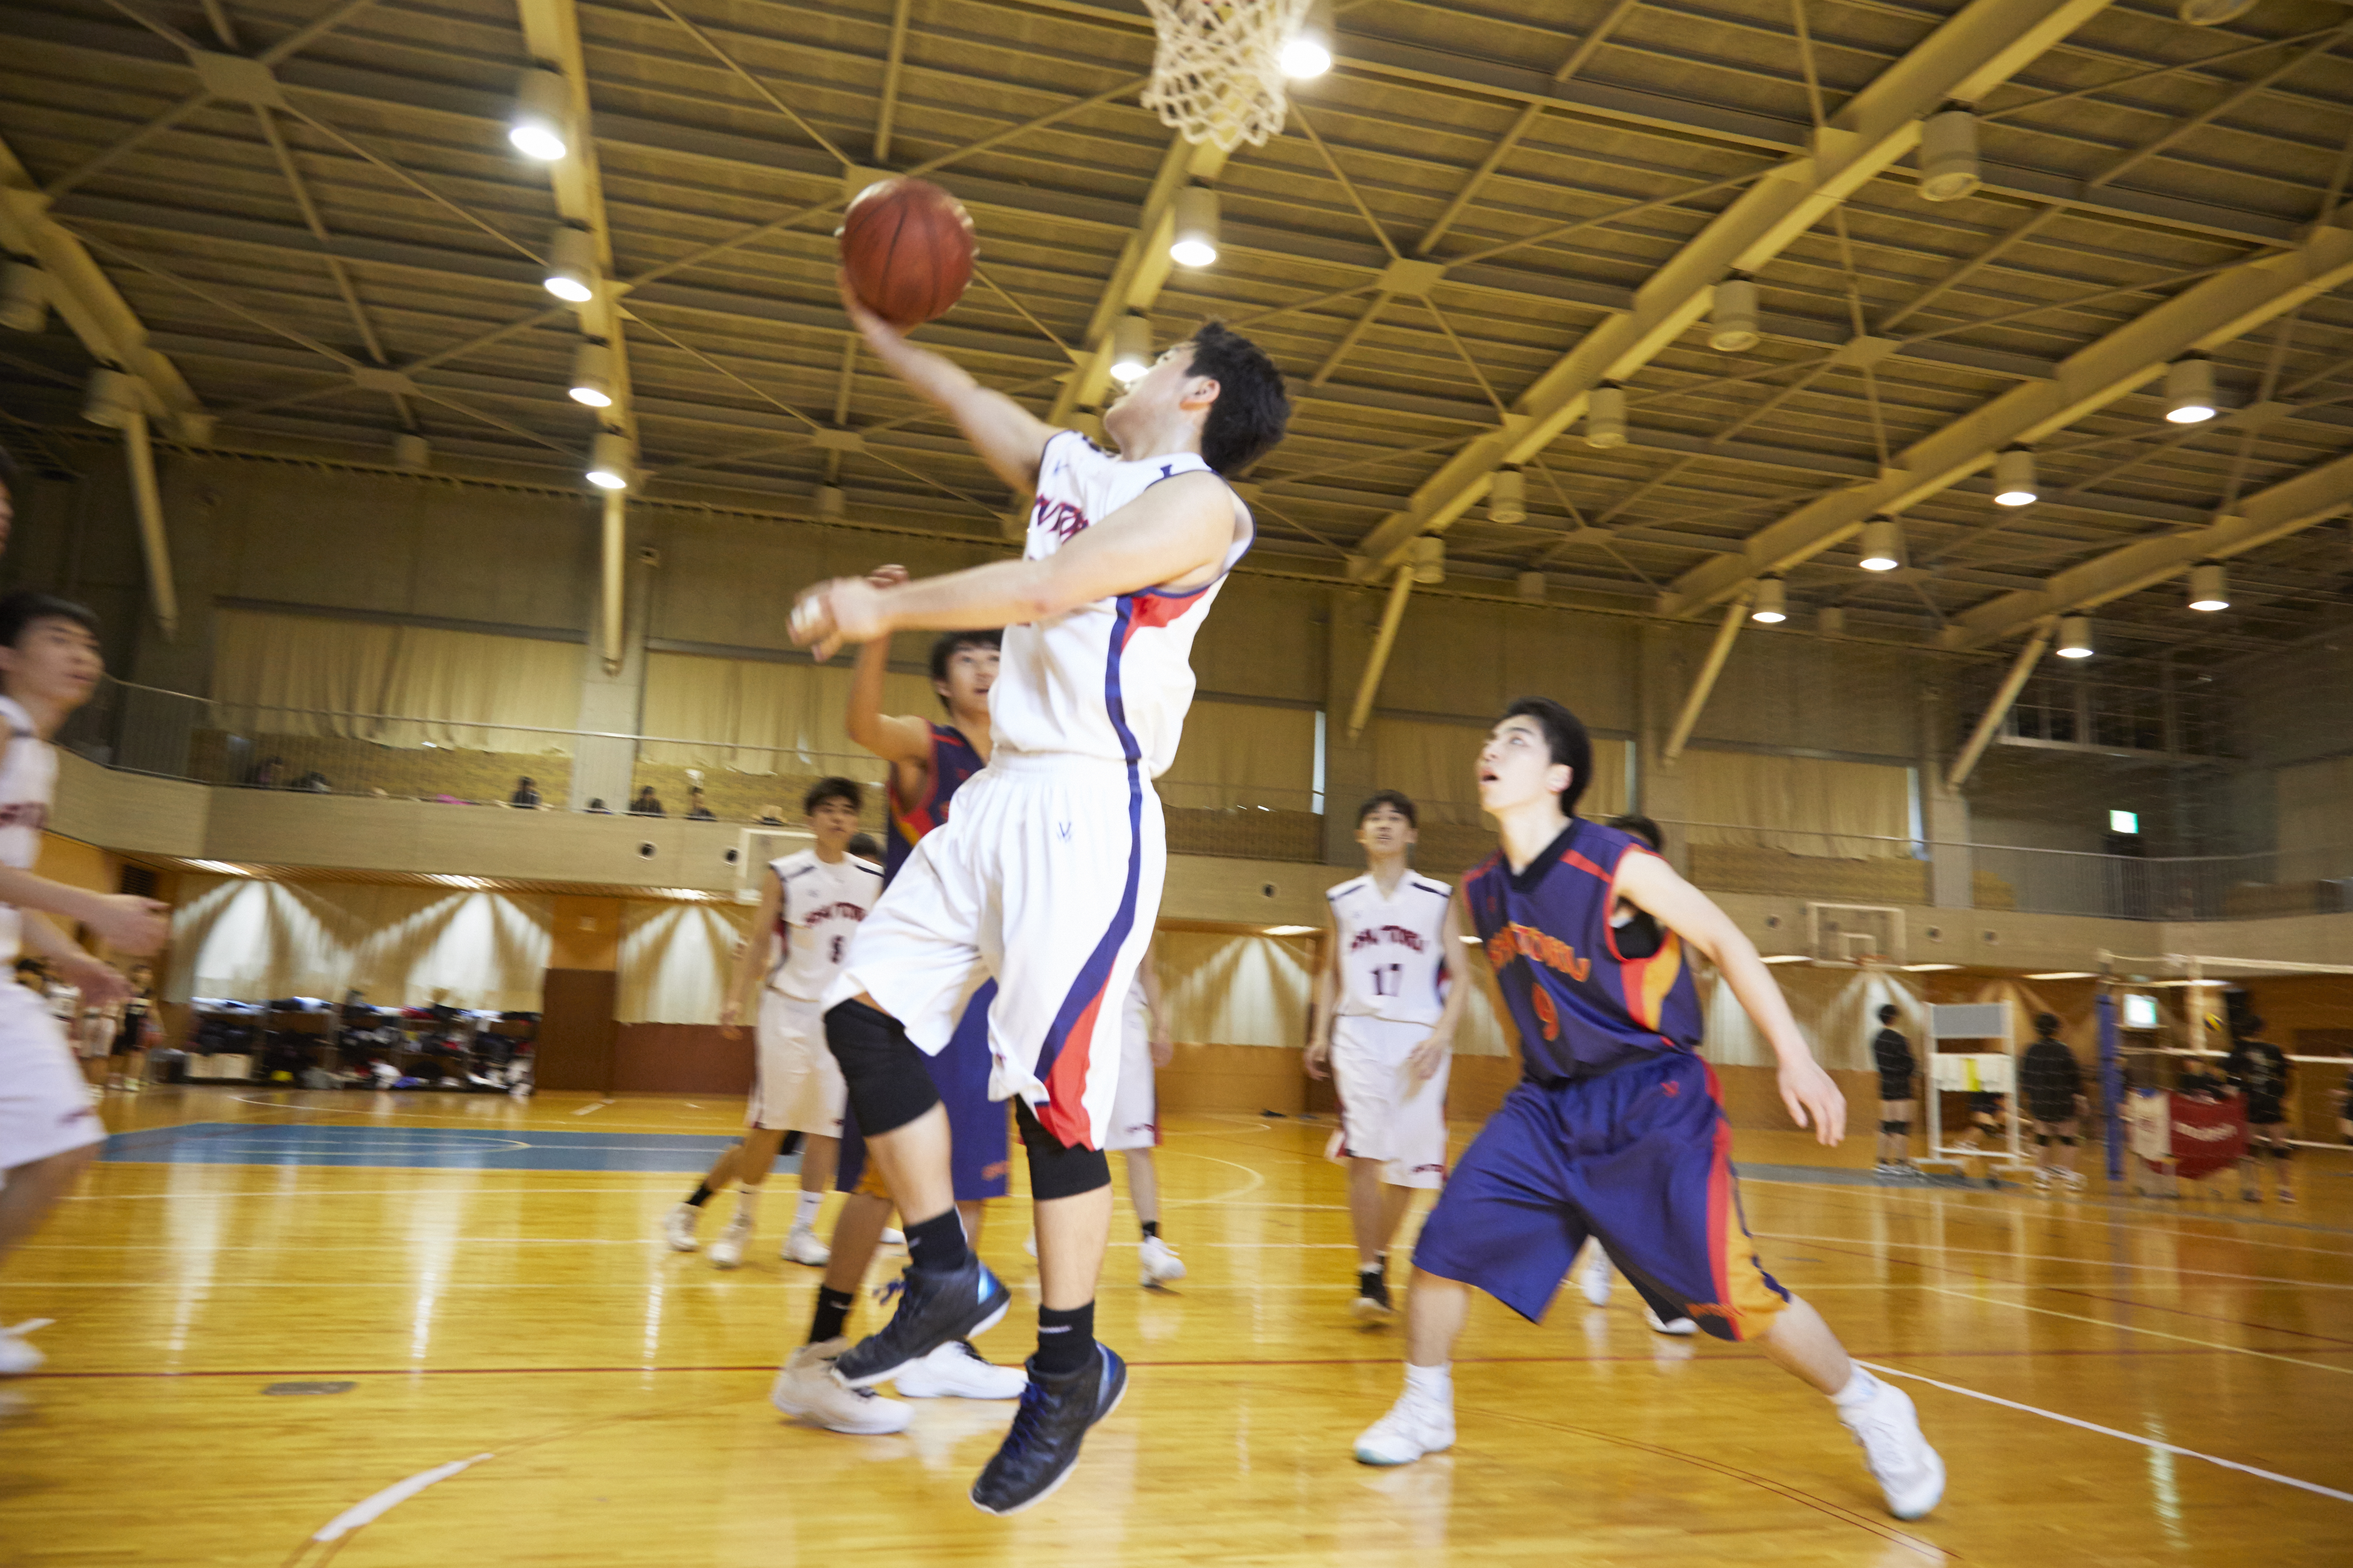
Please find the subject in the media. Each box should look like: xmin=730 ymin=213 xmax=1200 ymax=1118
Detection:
xmin=866 ymin=563 xmax=909 ymax=591
xmin=837 ymin=271 xmax=903 ymax=350
xmin=789 ymin=577 xmax=888 ymax=662
xmin=1777 ymin=1055 xmax=1847 ymax=1146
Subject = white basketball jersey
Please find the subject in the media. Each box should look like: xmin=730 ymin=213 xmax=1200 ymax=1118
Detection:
xmin=0 ymin=697 xmax=56 ymax=967
xmin=766 ymin=850 xmax=882 ymax=1001
xmin=991 ymin=430 xmax=1253 ymax=778
xmin=1328 ymin=872 xmax=1452 ymax=1025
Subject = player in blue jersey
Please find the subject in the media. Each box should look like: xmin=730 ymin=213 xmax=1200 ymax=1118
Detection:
xmin=1351 ymin=698 xmax=1944 ymax=1522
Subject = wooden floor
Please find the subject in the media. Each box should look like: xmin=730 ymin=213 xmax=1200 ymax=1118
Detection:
xmin=7 ymin=1087 xmax=2352 ymax=1566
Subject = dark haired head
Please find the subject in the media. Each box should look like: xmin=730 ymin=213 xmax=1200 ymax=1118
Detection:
xmin=929 ymin=629 xmax=1001 ymax=708
xmin=0 ymin=440 xmax=18 ymax=491
xmin=1500 ymin=697 xmax=1594 ymax=816
xmin=2035 ymin=1012 xmax=2062 ymax=1036
xmin=1184 ymin=320 xmax=1290 ymax=475
xmin=1606 ymin=813 xmax=1663 ymax=852
xmin=847 ymin=832 xmax=882 ymax=860
xmin=1878 ymin=1004 xmax=1901 ymax=1024
xmin=803 ymin=775 xmax=862 ymax=816
xmin=0 ymin=591 xmax=98 ymax=650
xmin=2235 ymin=1014 xmax=2265 ymax=1038
xmin=1356 ymin=789 xmax=1417 ymax=829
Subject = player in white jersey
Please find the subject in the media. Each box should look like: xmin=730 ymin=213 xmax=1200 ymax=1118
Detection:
xmin=0 ymin=587 xmax=170 ymax=1374
xmin=662 ymin=778 xmax=878 ymax=1269
xmin=1105 ymin=939 xmax=1185 ymax=1286
xmin=1307 ymin=791 xmax=1470 ymax=1324
xmin=788 ymin=282 xmax=1290 ymax=1515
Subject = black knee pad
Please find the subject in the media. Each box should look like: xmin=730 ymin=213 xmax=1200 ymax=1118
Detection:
xmin=825 ymin=998 xmax=941 ymax=1136
xmin=2061 ymin=1136 xmax=2077 ymax=1147
xmin=1880 ymin=1120 xmax=1907 ymax=1137
xmin=2035 ymin=1133 xmax=2050 ymax=1147
xmin=1016 ymin=1100 xmax=1111 ymax=1200
xmin=779 ymin=1130 xmax=804 ymax=1158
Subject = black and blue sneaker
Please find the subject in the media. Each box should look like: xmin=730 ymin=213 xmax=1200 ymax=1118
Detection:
xmin=969 ymin=1344 xmax=1128 ymax=1516
xmin=832 ymin=1259 xmax=1011 ymax=1388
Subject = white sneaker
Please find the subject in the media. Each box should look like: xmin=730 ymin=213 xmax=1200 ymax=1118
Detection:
xmin=771 ymin=1339 xmax=913 ymax=1434
xmin=2033 ymin=1167 xmax=2054 ymax=1190
xmin=891 ymin=1339 xmax=1026 ymax=1400
xmin=0 ymin=1320 xmax=53 ymax=1375
xmin=1353 ymin=1383 xmax=1455 ymax=1466
xmin=661 ymin=1203 xmax=701 ymax=1252
xmin=1578 ymin=1246 xmax=1613 ymax=1308
xmin=1022 ymin=1232 xmax=1037 ymax=1258
xmin=783 ymin=1225 xmax=831 ymax=1267
xmin=1139 ymin=1235 xmax=1187 ymax=1286
xmin=880 ymin=1228 xmax=905 ymax=1246
xmin=1840 ymin=1376 xmax=1945 ymax=1520
xmin=1642 ymin=1305 xmax=1699 ymax=1336
xmin=709 ymin=1214 xmax=753 ymax=1270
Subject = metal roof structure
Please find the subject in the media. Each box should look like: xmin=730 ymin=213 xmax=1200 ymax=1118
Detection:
xmin=1 ymin=0 xmax=2350 ymax=671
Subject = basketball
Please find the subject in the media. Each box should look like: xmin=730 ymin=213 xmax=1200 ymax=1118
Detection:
xmin=839 ymin=178 xmax=975 ymax=327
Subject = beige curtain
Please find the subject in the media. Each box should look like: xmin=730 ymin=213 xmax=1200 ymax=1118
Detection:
xmin=1679 ymin=751 xmax=1913 ymax=860
xmin=1699 ymin=963 xmax=1924 ymax=1070
xmin=1154 ymin=931 xmax=1315 ymax=1047
xmin=2277 ymin=756 xmax=2353 ymax=868
xmin=212 ymin=609 xmax=582 ymax=754
xmin=166 ymin=876 xmax=553 ymax=1012
xmin=617 ymin=899 xmax=757 ymax=1023
xmin=639 ymin=652 xmax=935 ymax=776
xmin=1369 ymin=718 xmax=1627 ymax=825
xmin=1158 ymin=701 xmax=1317 ymax=810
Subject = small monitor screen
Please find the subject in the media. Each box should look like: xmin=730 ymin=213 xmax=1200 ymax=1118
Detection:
xmin=2121 ymin=993 xmax=2159 ymax=1031
xmin=2109 ymin=809 xmax=2140 ymax=835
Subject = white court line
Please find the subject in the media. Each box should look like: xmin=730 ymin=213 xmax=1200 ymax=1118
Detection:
xmin=1752 ymin=1229 xmax=2353 ymax=1290
xmin=313 ymin=1452 xmax=494 ymax=1541
xmin=570 ymin=1100 xmax=614 ymax=1117
xmin=1776 ymin=1177 xmax=2353 ymax=1257
xmin=1918 ymin=1284 xmax=2353 ymax=1377
xmin=1858 ymin=1362 xmax=2353 ymax=1505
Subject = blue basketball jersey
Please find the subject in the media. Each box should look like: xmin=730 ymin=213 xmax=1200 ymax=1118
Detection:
xmin=1461 ymin=817 xmax=1703 ymax=1081
xmin=883 ymin=721 xmax=985 ymax=885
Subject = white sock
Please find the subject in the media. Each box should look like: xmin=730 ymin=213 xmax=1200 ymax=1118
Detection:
xmin=1404 ymin=1362 xmax=1452 ymax=1402
xmin=1832 ymin=1366 xmax=1880 ymax=1410
xmin=734 ymin=1187 xmax=761 ymax=1223
xmin=795 ymin=1190 xmax=823 ymax=1229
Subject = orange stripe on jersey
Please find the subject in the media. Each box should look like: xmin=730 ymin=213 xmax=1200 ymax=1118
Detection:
xmin=1625 ymin=935 xmax=1684 ymax=1033
xmin=1701 ymin=1061 xmax=1790 ymax=1342
xmin=1563 ymin=849 xmax=1613 ymax=881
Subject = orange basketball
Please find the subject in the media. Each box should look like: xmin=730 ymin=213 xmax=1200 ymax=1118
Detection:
xmin=839 ymin=178 xmax=976 ymax=328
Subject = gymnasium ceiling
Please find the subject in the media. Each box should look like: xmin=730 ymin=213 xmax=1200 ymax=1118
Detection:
xmin=1 ymin=0 xmax=2351 ymax=673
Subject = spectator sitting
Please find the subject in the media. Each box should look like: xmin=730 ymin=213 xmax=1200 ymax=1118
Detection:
xmin=511 ymin=777 xmax=541 ymax=809
xmin=685 ymin=786 xmax=717 ymax=821
xmin=757 ymin=804 xmax=785 ymax=826
xmin=629 ymin=786 xmax=665 ymax=817
xmin=249 ymin=756 xmax=286 ymax=788
xmin=293 ymin=769 xmax=330 ymax=793
xmin=585 ymin=797 xmax=612 ymax=814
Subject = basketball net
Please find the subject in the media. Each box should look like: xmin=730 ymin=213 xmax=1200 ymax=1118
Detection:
xmin=1140 ymin=0 xmax=1314 ymax=152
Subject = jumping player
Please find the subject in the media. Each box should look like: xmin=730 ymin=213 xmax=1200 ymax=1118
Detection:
xmin=2019 ymin=1012 xmax=2087 ymax=1192
xmin=1108 ymin=939 xmax=1186 ymax=1288
xmin=770 ymin=619 xmax=1027 ymax=1431
xmin=2223 ymin=1017 xmax=2294 ymax=1204
xmin=789 ymin=285 xmax=1289 ymax=1514
xmin=1306 ymin=790 xmax=1467 ymax=1323
xmin=1350 ymin=698 xmax=1944 ymax=1523
xmin=0 ymin=589 xmax=170 ymax=1373
xmin=663 ymin=778 xmax=877 ymax=1267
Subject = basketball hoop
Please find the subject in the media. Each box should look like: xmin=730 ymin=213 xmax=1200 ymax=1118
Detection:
xmin=1140 ymin=0 xmax=1316 ymax=152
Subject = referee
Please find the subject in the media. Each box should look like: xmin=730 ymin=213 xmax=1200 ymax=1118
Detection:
xmin=1873 ymin=1004 xmax=1918 ymax=1177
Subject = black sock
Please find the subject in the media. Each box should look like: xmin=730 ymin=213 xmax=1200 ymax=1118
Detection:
xmin=685 ymin=1183 xmax=715 ymax=1208
xmin=1140 ymin=1220 xmax=1160 ymax=1241
xmin=809 ymin=1285 xmax=855 ymax=1346
xmin=1036 ymin=1301 xmax=1095 ymax=1377
xmin=904 ymin=1209 xmax=970 ymax=1275
xmin=1359 ymin=1261 xmax=1384 ymax=1290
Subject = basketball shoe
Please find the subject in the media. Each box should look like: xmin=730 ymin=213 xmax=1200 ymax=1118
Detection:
xmin=661 ymin=1204 xmax=700 ymax=1252
xmin=834 ymin=1258 xmax=1011 ymax=1387
xmin=968 ymin=1344 xmax=1128 ymax=1515
xmin=0 ymin=1320 xmax=53 ymax=1375
xmin=1138 ymin=1235 xmax=1187 ymax=1287
xmin=771 ymin=1339 xmax=913 ymax=1435
xmin=1352 ymin=1265 xmax=1395 ymax=1323
xmin=1353 ymin=1381 xmax=1454 ymax=1466
xmin=1577 ymin=1246 xmax=1612 ymax=1307
xmin=1837 ymin=1373 xmax=1945 ymax=1520
xmin=893 ymin=1339 xmax=1027 ymax=1400
xmin=709 ymin=1213 xmax=753 ymax=1270
xmin=784 ymin=1224 xmax=831 ymax=1266
xmin=1643 ymin=1305 xmax=1699 ymax=1336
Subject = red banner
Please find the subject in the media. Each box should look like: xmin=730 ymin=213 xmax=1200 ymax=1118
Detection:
xmin=2167 ymin=1095 xmax=2248 ymax=1182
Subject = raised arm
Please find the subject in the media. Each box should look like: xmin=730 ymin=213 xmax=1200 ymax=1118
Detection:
xmin=719 ymin=873 xmax=783 ymax=1039
xmin=19 ymin=912 xmax=133 ymax=1006
xmin=0 ymin=867 xmax=167 ymax=955
xmin=842 ymin=276 xmax=1054 ymax=491
xmin=1406 ymin=891 xmax=1475 ymax=1081
xmin=843 ymin=566 xmax=936 ymax=770
xmin=1615 ymin=851 xmax=1846 ymax=1145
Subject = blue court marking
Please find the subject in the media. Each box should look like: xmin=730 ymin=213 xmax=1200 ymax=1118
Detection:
xmin=101 ymin=1121 xmax=781 ymax=1173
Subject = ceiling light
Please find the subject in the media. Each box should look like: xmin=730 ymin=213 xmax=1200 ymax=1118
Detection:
xmin=585 ymin=430 xmax=634 ymax=490
xmin=82 ymin=367 xmax=138 ymax=428
xmin=1408 ymin=535 xmax=1444 ymax=585
xmin=393 ymin=433 xmax=430 ymax=470
xmin=1169 ymin=186 xmax=1219 ymax=267
xmin=1749 ymin=575 xmax=1787 ymax=624
xmin=1585 ymin=383 xmax=1627 ymax=449
xmin=0 ymin=260 xmax=45 ymax=333
xmin=1760 ymin=954 xmax=1811 ymax=964
xmin=569 ymin=337 xmax=614 ymax=407
xmin=2164 ymin=356 xmax=2218 ymax=424
xmin=1993 ymin=447 xmax=2037 ymax=507
xmin=2056 ymin=613 xmax=2094 ymax=659
xmin=1916 ymin=107 xmax=1980 ymax=203
xmin=1857 ymin=516 xmax=1905 ymax=572
xmin=1709 ymin=277 xmax=1760 ymax=353
xmin=2186 ymin=561 xmax=2228 ymax=612
xmin=429 ymin=874 xmax=493 ymax=890
xmin=187 ymin=859 xmax=254 ymax=877
xmin=1901 ymin=962 xmax=1962 ymax=972
xmin=1265 ymin=924 xmax=1318 ymax=936
xmin=509 ymin=67 xmax=571 ymax=162
xmin=543 ymin=226 xmax=596 ymax=303
xmin=2025 ymin=971 xmax=2095 ymax=981
xmin=1108 ymin=314 xmax=1152 ymax=385
xmin=1279 ymin=0 xmax=1333 ymax=78
xmin=1487 ymin=466 xmax=1526 ymax=525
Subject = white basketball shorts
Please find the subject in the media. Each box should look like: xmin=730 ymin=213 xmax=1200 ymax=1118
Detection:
xmin=748 ymin=990 xmax=844 ymax=1137
xmin=1103 ymin=984 xmax=1159 ymax=1152
xmin=828 ymin=750 xmax=1163 ymax=1151
xmin=1331 ymin=1013 xmax=1451 ymax=1189
xmin=0 ymin=983 xmax=104 ymax=1170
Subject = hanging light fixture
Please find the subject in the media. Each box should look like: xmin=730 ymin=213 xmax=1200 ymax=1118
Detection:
xmin=1993 ymin=447 xmax=2038 ymax=507
xmin=509 ymin=68 xmax=571 ymax=162
xmin=1515 ymin=570 xmax=1546 ymax=602
xmin=585 ymin=430 xmax=634 ymax=490
xmin=2186 ymin=561 xmax=2228 ymax=612
xmin=1408 ymin=536 xmax=1445 ymax=585
xmin=1487 ymin=467 xmax=1526 ymax=525
xmin=393 ymin=433 xmax=430 ymax=470
xmin=543 ymin=226 xmax=597 ymax=303
xmin=2164 ymin=356 xmax=2218 ymax=424
xmin=1856 ymin=516 xmax=1905 ymax=572
xmin=0 ymin=261 xmax=45 ymax=333
xmin=1280 ymin=0 xmax=1334 ymax=79
xmin=1749 ymin=576 xmax=1788 ymax=623
xmin=569 ymin=337 xmax=614 ymax=408
xmin=815 ymin=483 xmax=846 ymax=519
xmin=82 ymin=367 xmax=137 ymax=428
xmin=1585 ymin=383 xmax=1627 ymax=449
xmin=1709 ymin=277 xmax=1760 ymax=353
xmin=1108 ymin=314 xmax=1153 ymax=385
xmin=2056 ymin=614 xmax=2094 ymax=659
xmin=1916 ymin=107 xmax=1981 ymax=202
xmin=1169 ymin=187 xmax=1219 ymax=267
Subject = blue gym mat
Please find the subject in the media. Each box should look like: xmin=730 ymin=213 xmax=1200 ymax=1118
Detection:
xmin=99 ymin=1121 xmax=767 ymax=1173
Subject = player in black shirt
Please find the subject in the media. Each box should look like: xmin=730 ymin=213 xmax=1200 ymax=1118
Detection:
xmin=1871 ymin=1004 xmax=1917 ymax=1177
xmin=2018 ymin=1012 xmax=2086 ymax=1192
xmin=2221 ymin=1018 xmax=2294 ymax=1204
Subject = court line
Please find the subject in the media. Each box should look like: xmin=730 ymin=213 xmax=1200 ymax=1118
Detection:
xmin=312 ymin=1452 xmax=493 ymax=1542
xmin=1860 ymin=1361 xmax=2353 ymax=1505
xmin=1918 ymin=1284 xmax=2353 ymax=1378
xmin=2040 ymin=1285 xmax=2353 ymax=1347
xmin=1753 ymin=1229 xmax=2353 ymax=1291
xmin=1779 ymin=1179 xmax=2353 ymax=1251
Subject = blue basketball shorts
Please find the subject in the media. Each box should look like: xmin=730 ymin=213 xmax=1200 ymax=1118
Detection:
xmin=834 ymin=979 xmax=1012 ymax=1203
xmin=1410 ymin=1050 xmax=1790 ymax=1343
